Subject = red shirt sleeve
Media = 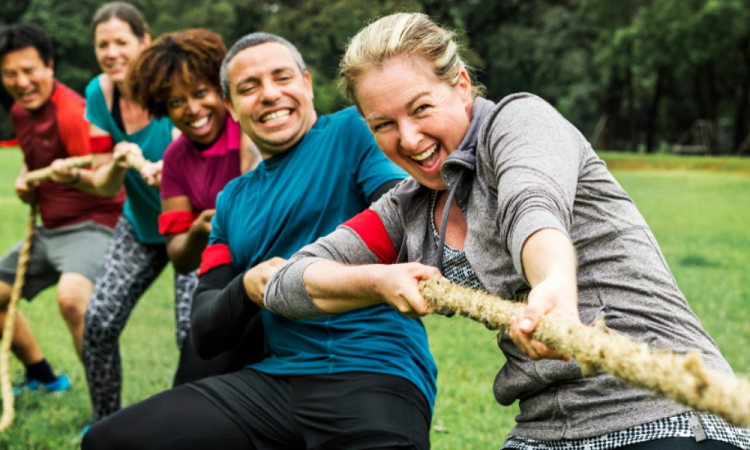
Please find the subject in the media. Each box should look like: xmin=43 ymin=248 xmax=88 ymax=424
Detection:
xmin=54 ymin=87 xmax=91 ymax=157
xmin=341 ymin=209 xmax=398 ymax=264
xmin=199 ymin=244 xmax=233 ymax=276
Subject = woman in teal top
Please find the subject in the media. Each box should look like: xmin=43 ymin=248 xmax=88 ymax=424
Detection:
xmin=80 ymin=2 xmax=199 ymax=422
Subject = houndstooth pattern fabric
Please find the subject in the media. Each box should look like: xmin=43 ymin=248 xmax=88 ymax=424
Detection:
xmin=82 ymin=216 xmax=198 ymax=420
xmin=502 ymin=412 xmax=750 ymax=449
xmin=430 ymin=191 xmax=486 ymax=292
xmin=174 ymin=271 xmax=198 ymax=348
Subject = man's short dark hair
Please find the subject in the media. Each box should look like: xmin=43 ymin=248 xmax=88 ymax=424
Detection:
xmin=221 ymin=32 xmax=306 ymax=99
xmin=0 ymin=23 xmax=54 ymax=66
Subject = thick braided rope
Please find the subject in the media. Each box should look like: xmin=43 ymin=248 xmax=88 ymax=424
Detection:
xmin=419 ymin=277 xmax=750 ymax=428
xmin=24 ymin=155 xmax=93 ymax=184
xmin=23 ymin=152 xmax=146 ymax=186
xmin=0 ymin=206 xmax=37 ymax=432
xmin=125 ymin=153 xmax=146 ymax=171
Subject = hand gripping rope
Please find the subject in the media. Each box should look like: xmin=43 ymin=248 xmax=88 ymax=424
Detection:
xmin=0 ymin=153 xmax=147 ymax=432
xmin=124 ymin=152 xmax=146 ymax=171
xmin=24 ymin=155 xmax=93 ymax=184
xmin=1 ymin=155 xmax=97 ymax=431
xmin=419 ymin=277 xmax=750 ymax=428
xmin=22 ymin=151 xmax=147 ymax=184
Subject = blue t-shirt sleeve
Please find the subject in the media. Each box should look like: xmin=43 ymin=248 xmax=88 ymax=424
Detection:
xmin=84 ymin=77 xmax=113 ymax=134
xmin=343 ymin=109 xmax=407 ymax=200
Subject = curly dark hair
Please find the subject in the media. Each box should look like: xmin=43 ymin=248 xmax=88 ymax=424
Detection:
xmin=128 ymin=29 xmax=226 ymax=117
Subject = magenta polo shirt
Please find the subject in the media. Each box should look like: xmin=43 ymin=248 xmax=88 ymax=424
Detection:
xmin=160 ymin=114 xmax=242 ymax=212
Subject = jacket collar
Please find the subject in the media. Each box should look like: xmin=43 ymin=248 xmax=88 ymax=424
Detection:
xmin=440 ymin=96 xmax=495 ymax=184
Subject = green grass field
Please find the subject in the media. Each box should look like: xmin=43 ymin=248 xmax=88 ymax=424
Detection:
xmin=0 ymin=150 xmax=748 ymax=449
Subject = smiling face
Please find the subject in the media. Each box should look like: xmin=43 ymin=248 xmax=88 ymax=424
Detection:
xmin=94 ymin=18 xmax=150 ymax=84
xmin=223 ymin=42 xmax=316 ymax=159
xmin=358 ymin=56 xmax=473 ymax=190
xmin=166 ymin=77 xmax=227 ymax=145
xmin=1 ymin=46 xmax=54 ymax=111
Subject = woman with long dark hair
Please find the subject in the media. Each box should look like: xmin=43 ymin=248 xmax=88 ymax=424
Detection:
xmin=82 ymin=2 xmax=194 ymax=422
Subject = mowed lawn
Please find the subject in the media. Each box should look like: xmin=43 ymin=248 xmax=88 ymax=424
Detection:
xmin=0 ymin=149 xmax=748 ymax=449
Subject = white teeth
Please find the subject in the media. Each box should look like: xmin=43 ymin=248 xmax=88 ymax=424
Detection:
xmin=410 ymin=144 xmax=437 ymax=161
xmin=261 ymin=110 xmax=291 ymax=123
xmin=190 ymin=116 xmax=209 ymax=128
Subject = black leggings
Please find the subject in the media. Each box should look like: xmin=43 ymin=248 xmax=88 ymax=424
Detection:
xmin=82 ymin=371 xmax=430 ymax=450
xmin=81 ymin=386 xmax=251 ymax=450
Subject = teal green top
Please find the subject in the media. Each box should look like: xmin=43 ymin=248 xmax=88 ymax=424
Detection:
xmin=85 ymin=76 xmax=173 ymax=244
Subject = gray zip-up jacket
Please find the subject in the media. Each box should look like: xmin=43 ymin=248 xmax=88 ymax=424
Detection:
xmin=265 ymin=93 xmax=733 ymax=440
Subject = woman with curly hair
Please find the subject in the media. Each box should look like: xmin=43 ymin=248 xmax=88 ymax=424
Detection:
xmin=128 ymin=28 xmax=261 ymax=385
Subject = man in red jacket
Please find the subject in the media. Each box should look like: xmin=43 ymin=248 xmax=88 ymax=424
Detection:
xmin=0 ymin=23 xmax=125 ymax=394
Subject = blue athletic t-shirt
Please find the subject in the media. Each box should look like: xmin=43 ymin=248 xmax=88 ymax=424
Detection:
xmin=85 ymin=76 xmax=174 ymax=244
xmin=210 ymin=107 xmax=438 ymax=411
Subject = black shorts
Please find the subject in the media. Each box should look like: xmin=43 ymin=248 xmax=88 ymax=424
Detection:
xmin=190 ymin=369 xmax=431 ymax=450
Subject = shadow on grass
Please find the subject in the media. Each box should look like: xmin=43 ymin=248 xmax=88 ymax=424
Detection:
xmin=678 ymin=254 xmax=720 ymax=268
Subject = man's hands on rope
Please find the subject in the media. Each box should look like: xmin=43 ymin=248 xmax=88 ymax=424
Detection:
xmin=15 ymin=175 xmax=36 ymax=204
xmin=49 ymin=159 xmax=82 ymax=184
xmin=244 ymin=257 xmax=287 ymax=307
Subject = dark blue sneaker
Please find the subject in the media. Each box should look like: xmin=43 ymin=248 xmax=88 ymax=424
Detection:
xmin=13 ymin=373 xmax=71 ymax=395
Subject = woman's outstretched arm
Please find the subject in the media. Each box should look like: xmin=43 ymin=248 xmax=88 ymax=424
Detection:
xmin=299 ymin=261 xmax=440 ymax=319
xmin=508 ymin=228 xmax=579 ymax=361
xmin=264 ymin=194 xmax=440 ymax=320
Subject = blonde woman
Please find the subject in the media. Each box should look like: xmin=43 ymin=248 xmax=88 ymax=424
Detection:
xmin=263 ymin=13 xmax=750 ymax=450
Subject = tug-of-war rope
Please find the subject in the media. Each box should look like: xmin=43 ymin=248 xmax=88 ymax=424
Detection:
xmin=24 ymin=155 xmax=93 ymax=184
xmin=22 ymin=151 xmax=146 ymax=185
xmin=0 ymin=153 xmax=146 ymax=432
xmin=419 ymin=277 xmax=750 ymax=428
xmin=0 ymin=206 xmax=36 ymax=432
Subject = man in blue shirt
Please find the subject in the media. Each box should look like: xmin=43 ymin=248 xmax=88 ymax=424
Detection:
xmin=83 ymin=33 xmax=436 ymax=450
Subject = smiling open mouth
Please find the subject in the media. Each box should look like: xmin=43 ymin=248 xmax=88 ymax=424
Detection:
xmin=261 ymin=109 xmax=291 ymax=124
xmin=189 ymin=116 xmax=210 ymax=129
xmin=409 ymin=143 xmax=440 ymax=168
xmin=107 ymin=63 xmax=126 ymax=71
xmin=18 ymin=90 xmax=38 ymax=101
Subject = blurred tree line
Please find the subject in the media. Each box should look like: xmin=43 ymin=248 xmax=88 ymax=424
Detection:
xmin=2 ymin=0 xmax=750 ymax=154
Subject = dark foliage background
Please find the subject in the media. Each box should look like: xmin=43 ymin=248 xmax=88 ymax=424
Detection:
xmin=2 ymin=0 xmax=750 ymax=154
